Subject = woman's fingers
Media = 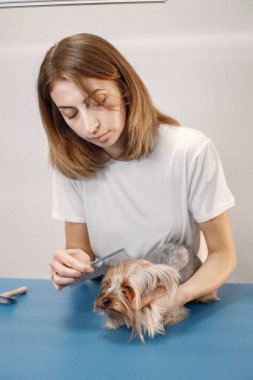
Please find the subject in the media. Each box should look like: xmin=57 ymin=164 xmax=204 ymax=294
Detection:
xmin=140 ymin=288 xmax=166 ymax=309
xmin=50 ymin=248 xmax=95 ymax=291
xmin=51 ymin=271 xmax=76 ymax=285
xmin=50 ymin=264 xmax=80 ymax=290
xmin=66 ymin=248 xmax=93 ymax=263
xmin=51 ymin=273 xmax=75 ymax=291
xmin=53 ymin=250 xmax=93 ymax=273
xmin=52 ymin=283 xmax=63 ymax=291
xmin=50 ymin=259 xmax=92 ymax=278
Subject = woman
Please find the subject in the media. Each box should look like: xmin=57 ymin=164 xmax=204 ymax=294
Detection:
xmin=37 ymin=33 xmax=237 ymax=312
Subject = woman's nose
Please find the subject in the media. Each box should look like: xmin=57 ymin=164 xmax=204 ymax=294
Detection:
xmin=80 ymin=107 xmax=99 ymax=135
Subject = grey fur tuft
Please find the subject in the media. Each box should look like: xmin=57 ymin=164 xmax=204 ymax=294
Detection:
xmin=145 ymin=242 xmax=202 ymax=284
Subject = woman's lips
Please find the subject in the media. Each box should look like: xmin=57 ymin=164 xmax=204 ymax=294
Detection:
xmin=94 ymin=131 xmax=110 ymax=143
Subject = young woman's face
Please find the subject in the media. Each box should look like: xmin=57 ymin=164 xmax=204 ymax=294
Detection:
xmin=50 ymin=78 xmax=126 ymax=158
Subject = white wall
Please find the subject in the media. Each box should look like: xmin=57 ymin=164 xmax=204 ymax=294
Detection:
xmin=0 ymin=0 xmax=252 ymax=282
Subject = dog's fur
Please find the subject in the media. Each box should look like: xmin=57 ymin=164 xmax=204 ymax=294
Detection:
xmin=145 ymin=242 xmax=202 ymax=284
xmin=94 ymin=243 xmax=219 ymax=343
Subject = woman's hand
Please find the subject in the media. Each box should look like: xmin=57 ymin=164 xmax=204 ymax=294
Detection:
xmin=140 ymin=286 xmax=186 ymax=312
xmin=50 ymin=248 xmax=94 ymax=291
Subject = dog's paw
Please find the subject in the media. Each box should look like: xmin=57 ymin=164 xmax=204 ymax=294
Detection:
xmin=105 ymin=317 xmax=125 ymax=330
xmin=194 ymin=290 xmax=221 ymax=304
xmin=164 ymin=306 xmax=189 ymax=326
xmin=105 ymin=318 xmax=119 ymax=330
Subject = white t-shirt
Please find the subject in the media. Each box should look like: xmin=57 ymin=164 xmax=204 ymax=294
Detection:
xmin=51 ymin=125 xmax=235 ymax=259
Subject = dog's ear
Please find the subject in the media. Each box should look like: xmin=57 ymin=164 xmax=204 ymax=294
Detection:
xmin=101 ymin=266 xmax=117 ymax=289
xmin=100 ymin=278 xmax=111 ymax=293
xmin=142 ymin=264 xmax=180 ymax=295
xmin=121 ymin=282 xmax=136 ymax=302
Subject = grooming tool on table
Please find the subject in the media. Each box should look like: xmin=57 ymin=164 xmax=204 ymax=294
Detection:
xmin=70 ymin=248 xmax=134 ymax=287
xmin=0 ymin=286 xmax=27 ymax=305
xmin=0 ymin=295 xmax=17 ymax=304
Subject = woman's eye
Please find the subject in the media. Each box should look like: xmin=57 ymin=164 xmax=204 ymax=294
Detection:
xmin=89 ymin=97 xmax=106 ymax=107
xmin=67 ymin=113 xmax=78 ymax=120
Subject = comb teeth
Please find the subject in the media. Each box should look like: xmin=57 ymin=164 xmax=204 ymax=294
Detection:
xmin=70 ymin=248 xmax=134 ymax=287
xmin=0 ymin=295 xmax=17 ymax=304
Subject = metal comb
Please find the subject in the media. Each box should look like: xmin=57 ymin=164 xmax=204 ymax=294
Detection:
xmin=70 ymin=248 xmax=134 ymax=287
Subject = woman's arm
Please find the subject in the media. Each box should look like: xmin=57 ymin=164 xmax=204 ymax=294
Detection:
xmin=143 ymin=211 xmax=237 ymax=310
xmin=179 ymin=211 xmax=237 ymax=304
xmin=50 ymin=222 xmax=95 ymax=290
xmin=65 ymin=222 xmax=95 ymax=260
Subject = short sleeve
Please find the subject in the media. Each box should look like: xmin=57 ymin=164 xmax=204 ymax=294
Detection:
xmin=51 ymin=170 xmax=86 ymax=223
xmin=188 ymin=139 xmax=235 ymax=223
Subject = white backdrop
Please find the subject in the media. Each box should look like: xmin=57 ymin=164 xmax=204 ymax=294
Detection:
xmin=0 ymin=0 xmax=252 ymax=282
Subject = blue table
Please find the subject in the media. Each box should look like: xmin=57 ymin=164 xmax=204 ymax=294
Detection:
xmin=0 ymin=279 xmax=252 ymax=380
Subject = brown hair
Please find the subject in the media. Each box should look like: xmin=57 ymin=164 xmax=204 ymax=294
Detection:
xmin=37 ymin=33 xmax=179 ymax=179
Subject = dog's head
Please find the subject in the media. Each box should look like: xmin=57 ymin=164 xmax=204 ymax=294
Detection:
xmin=94 ymin=259 xmax=180 ymax=325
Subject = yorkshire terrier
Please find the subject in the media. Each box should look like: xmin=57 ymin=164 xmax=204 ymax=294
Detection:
xmin=94 ymin=243 xmax=219 ymax=343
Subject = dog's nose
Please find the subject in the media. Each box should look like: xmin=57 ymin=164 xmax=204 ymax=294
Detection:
xmin=102 ymin=298 xmax=111 ymax=307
